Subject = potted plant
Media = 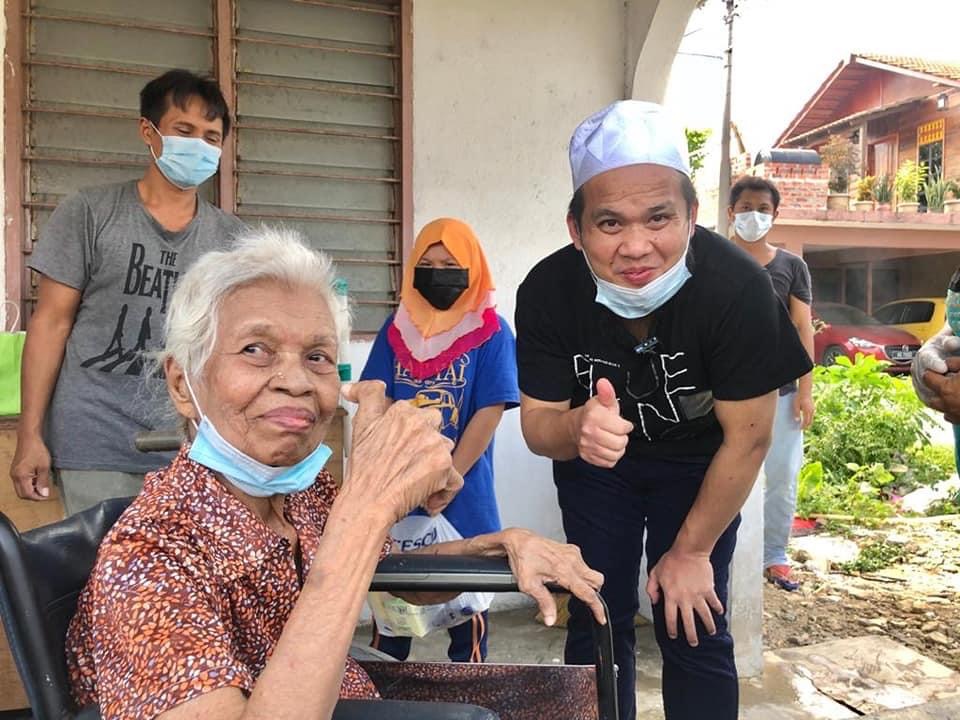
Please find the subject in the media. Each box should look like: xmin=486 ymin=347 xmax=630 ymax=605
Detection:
xmin=873 ymin=174 xmax=893 ymax=210
xmin=945 ymin=181 xmax=960 ymax=214
xmin=820 ymin=135 xmax=859 ymax=210
xmin=923 ymin=173 xmax=950 ymax=213
xmin=853 ymin=175 xmax=875 ymax=211
xmin=894 ymin=160 xmax=926 ymax=212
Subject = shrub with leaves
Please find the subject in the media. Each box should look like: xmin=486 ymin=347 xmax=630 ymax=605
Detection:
xmin=840 ymin=538 xmax=905 ymax=573
xmin=796 ymin=461 xmax=894 ymax=521
xmin=685 ymin=128 xmax=711 ymax=184
xmin=798 ymin=354 xmax=950 ymax=519
xmin=906 ymin=443 xmax=956 ymax=488
xmin=873 ymin=174 xmax=893 ymax=204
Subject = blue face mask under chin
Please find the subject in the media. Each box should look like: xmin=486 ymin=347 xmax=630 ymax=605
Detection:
xmin=148 ymin=120 xmax=222 ymax=190
xmin=583 ymin=219 xmax=694 ymax=319
xmin=184 ymin=376 xmax=331 ymax=498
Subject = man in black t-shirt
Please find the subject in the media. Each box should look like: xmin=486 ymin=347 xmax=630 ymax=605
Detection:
xmin=515 ymin=101 xmax=811 ymax=720
xmin=728 ymin=176 xmax=815 ymax=594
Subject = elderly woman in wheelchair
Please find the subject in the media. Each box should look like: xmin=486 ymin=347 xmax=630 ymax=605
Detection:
xmin=63 ymin=227 xmax=605 ymax=720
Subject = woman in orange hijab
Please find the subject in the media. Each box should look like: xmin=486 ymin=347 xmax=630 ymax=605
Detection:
xmin=360 ymin=217 xmax=519 ymax=663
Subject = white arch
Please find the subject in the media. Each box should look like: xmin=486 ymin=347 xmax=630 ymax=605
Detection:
xmin=627 ymin=0 xmax=701 ymax=102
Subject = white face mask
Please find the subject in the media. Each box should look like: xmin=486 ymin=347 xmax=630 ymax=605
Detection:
xmin=733 ymin=211 xmax=774 ymax=243
xmin=582 ymin=219 xmax=694 ymax=319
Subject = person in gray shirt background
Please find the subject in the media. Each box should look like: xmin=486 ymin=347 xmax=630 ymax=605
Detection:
xmin=10 ymin=69 xmax=246 ymax=515
xmin=727 ymin=176 xmax=815 ymax=592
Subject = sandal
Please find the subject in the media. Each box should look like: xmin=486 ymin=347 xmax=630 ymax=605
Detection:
xmin=764 ymin=564 xmax=800 ymax=592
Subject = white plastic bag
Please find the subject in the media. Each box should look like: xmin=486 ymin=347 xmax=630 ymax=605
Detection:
xmin=368 ymin=513 xmax=494 ymax=638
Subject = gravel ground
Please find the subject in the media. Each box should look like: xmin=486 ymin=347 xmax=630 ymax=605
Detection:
xmin=764 ymin=515 xmax=960 ymax=671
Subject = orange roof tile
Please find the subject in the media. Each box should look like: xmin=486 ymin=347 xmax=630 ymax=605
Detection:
xmin=856 ymin=53 xmax=960 ymax=83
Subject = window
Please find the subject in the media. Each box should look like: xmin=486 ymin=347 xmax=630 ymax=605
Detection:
xmin=899 ymin=301 xmax=935 ymax=325
xmin=5 ymin=0 xmax=409 ymax=334
xmin=814 ymin=303 xmax=881 ymax=326
xmin=917 ymin=119 xmax=944 ymax=207
xmin=873 ymin=303 xmax=904 ymax=324
xmin=867 ymin=136 xmax=895 ymax=180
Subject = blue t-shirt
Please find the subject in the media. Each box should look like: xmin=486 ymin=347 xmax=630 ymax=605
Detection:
xmin=360 ymin=314 xmax=520 ymax=537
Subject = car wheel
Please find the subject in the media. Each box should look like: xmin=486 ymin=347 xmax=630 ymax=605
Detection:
xmin=821 ymin=345 xmax=845 ymax=366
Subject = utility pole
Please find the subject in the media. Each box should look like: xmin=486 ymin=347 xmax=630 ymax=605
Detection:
xmin=717 ymin=0 xmax=737 ymax=237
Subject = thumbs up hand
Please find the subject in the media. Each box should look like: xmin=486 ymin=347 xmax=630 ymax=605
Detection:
xmin=341 ymin=380 xmax=462 ymax=525
xmin=574 ymin=378 xmax=634 ymax=468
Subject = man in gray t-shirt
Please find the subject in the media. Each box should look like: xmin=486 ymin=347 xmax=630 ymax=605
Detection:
xmin=727 ymin=176 xmax=815 ymax=593
xmin=10 ymin=70 xmax=245 ymax=514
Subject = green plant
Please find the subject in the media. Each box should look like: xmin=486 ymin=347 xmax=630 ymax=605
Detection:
xmin=906 ymin=443 xmax=956 ymax=487
xmin=924 ymin=172 xmax=950 ymax=211
xmin=894 ymin=160 xmax=927 ymax=204
xmin=796 ymin=461 xmax=894 ymax=521
xmin=685 ymin=128 xmax=712 ymax=183
xmin=799 ymin=354 xmax=941 ymax=519
xmin=927 ymin=491 xmax=960 ymax=516
xmin=820 ymin=135 xmax=859 ymax=194
xmin=854 ymin=175 xmax=875 ymax=202
xmin=873 ymin=174 xmax=893 ymax=204
xmin=839 ymin=538 xmax=905 ymax=573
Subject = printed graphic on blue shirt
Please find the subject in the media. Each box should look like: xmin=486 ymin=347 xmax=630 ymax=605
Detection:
xmin=395 ymin=354 xmax=471 ymax=436
xmin=361 ymin=314 xmax=519 ymax=538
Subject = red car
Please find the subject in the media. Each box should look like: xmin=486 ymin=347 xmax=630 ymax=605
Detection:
xmin=813 ymin=302 xmax=920 ymax=373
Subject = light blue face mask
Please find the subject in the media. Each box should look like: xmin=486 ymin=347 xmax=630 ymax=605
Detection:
xmin=184 ymin=376 xmax=331 ymax=498
xmin=148 ymin=121 xmax=221 ymax=190
xmin=584 ymin=220 xmax=694 ymax=319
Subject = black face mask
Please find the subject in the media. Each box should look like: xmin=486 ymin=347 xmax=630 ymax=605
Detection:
xmin=413 ymin=266 xmax=469 ymax=310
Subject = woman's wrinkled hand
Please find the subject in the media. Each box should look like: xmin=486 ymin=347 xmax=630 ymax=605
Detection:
xmin=500 ymin=529 xmax=605 ymax=626
xmin=422 ymin=469 xmax=463 ymax=516
xmin=340 ymin=381 xmax=462 ymax=525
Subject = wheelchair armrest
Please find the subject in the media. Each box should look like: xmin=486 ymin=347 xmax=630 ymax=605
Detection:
xmin=333 ymin=699 xmax=498 ymax=720
xmin=370 ymin=554 xmax=618 ymax=720
xmin=134 ymin=429 xmax=182 ymax=453
xmin=370 ymin=555 xmax=517 ymax=593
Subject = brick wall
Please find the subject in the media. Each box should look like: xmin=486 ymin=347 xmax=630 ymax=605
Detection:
xmin=734 ymin=160 xmax=830 ymax=211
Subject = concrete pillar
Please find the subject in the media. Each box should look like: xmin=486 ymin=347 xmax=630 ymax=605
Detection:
xmin=728 ymin=472 xmax=765 ymax=676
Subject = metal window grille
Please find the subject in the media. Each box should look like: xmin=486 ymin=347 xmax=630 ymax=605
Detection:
xmin=231 ymin=0 xmax=403 ymax=334
xmin=13 ymin=0 xmax=404 ymax=333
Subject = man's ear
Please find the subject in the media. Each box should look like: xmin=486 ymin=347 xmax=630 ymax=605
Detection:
xmin=139 ymin=117 xmax=159 ymax=154
xmin=165 ymin=356 xmax=198 ymax=421
xmin=566 ymin=212 xmax=583 ymax=250
xmin=689 ymin=199 xmax=699 ymax=230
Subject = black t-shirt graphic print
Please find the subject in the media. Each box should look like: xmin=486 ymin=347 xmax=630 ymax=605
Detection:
xmin=515 ymin=226 xmax=813 ymax=460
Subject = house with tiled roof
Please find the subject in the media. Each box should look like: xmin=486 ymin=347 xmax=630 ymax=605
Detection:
xmin=742 ymin=53 xmax=960 ymax=320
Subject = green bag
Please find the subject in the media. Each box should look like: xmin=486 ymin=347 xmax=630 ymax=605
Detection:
xmin=0 ymin=303 xmax=26 ymax=417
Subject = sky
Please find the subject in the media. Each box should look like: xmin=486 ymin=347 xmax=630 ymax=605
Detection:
xmin=665 ymin=0 xmax=960 ymax=158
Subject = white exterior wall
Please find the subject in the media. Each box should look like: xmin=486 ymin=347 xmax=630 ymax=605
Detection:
xmin=350 ymin=0 xmax=630 ymax=547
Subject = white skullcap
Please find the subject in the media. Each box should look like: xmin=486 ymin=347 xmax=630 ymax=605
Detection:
xmin=569 ymin=100 xmax=691 ymax=191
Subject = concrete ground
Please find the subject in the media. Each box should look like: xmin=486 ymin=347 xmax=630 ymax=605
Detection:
xmin=354 ymin=607 xmax=960 ymax=719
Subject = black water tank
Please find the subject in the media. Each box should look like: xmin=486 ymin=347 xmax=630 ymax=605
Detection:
xmin=754 ymin=148 xmax=821 ymax=165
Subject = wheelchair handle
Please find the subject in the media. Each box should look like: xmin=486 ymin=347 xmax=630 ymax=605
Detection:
xmin=134 ymin=429 xmax=182 ymax=453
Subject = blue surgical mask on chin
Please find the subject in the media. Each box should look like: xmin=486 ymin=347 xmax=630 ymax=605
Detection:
xmin=583 ymin=220 xmax=694 ymax=319
xmin=183 ymin=376 xmax=331 ymax=498
xmin=148 ymin=120 xmax=222 ymax=190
